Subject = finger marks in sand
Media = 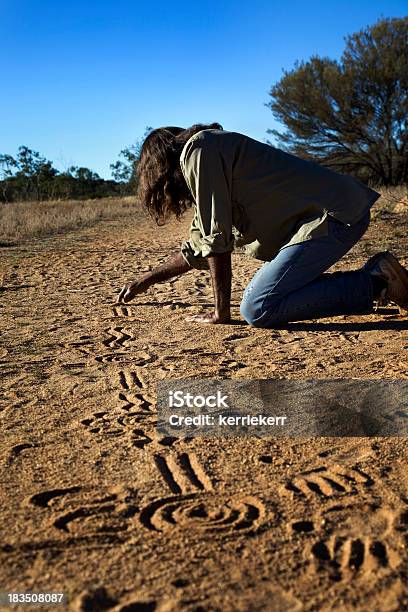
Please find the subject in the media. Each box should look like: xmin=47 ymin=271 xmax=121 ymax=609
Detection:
xmin=153 ymin=452 xmax=213 ymax=494
xmin=311 ymin=535 xmax=397 ymax=578
xmin=103 ymin=327 xmax=132 ymax=349
xmin=284 ymin=465 xmax=373 ymax=498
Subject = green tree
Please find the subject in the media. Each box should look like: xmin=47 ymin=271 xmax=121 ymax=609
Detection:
xmin=69 ymin=166 xmax=101 ymax=183
xmin=0 ymin=154 xmax=17 ymax=201
xmin=0 ymin=146 xmax=57 ymax=201
xmin=0 ymin=154 xmax=17 ymax=179
xmin=0 ymin=147 xmax=121 ymax=202
xmin=266 ymin=17 xmax=408 ymax=185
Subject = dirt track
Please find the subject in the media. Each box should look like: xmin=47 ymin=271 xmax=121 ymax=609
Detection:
xmin=1 ymin=207 xmax=407 ymax=611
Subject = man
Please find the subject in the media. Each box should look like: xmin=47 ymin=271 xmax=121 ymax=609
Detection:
xmin=117 ymin=124 xmax=408 ymax=326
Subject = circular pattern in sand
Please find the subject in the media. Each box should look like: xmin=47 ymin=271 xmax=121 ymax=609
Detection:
xmin=139 ymin=493 xmax=265 ymax=533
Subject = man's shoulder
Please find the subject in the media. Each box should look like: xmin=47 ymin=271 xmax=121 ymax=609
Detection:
xmin=180 ymin=130 xmax=249 ymax=167
xmin=185 ymin=129 xmax=253 ymax=147
xmin=181 ymin=129 xmax=225 ymax=158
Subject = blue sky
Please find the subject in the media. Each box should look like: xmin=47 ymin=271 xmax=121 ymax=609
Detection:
xmin=1 ymin=1 xmax=406 ymax=179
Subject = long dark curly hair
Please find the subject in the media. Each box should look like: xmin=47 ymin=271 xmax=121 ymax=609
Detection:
xmin=137 ymin=122 xmax=223 ymax=224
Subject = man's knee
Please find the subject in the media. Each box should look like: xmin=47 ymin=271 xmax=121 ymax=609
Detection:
xmin=240 ymin=296 xmax=270 ymax=328
xmin=240 ymin=294 xmax=288 ymax=327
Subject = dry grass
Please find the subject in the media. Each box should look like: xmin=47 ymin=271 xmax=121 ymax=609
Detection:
xmin=0 ymin=186 xmax=406 ymax=245
xmin=0 ymin=196 xmax=141 ymax=244
xmin=371 ymin=184 xmax=408 ymax=218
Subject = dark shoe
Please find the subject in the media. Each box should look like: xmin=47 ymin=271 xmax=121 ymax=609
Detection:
xmin=363 ymin=251 xmax=408 ymax=309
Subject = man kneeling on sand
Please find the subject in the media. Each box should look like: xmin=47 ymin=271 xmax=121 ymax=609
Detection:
xmin=117 ymin=123 xmax=408 ymax=326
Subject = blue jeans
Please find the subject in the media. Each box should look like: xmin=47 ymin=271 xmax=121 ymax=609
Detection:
xmin=240 ymin=211 xmax=374 ymax=327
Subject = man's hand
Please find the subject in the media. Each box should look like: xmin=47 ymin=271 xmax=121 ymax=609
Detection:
xmin=116 ymin=275 xmax=150 ymax=303
xmin=116 ymin=252 xmax=192 ymax=304
xmin=185 ymin=310 xmax=231 ymax=324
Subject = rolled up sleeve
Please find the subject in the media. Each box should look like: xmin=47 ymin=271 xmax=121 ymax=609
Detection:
xmin=180 ymin=135 xmax=234 ymax=266
xmin=180 ymin=211 xmax=210 ymax=270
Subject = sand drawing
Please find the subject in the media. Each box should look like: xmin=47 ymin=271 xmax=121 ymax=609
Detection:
xmin=0 ymin=486 xmax=139 ymax=554
xmin=283 ymin=465 xmax=374 ymax=499
xmin=79 ymin=410 xmax=153 ymax=448
xmin=139 ymin=493 xmax=265 ymax=534
xmin=95 ymin=350 xmax=157 ymax=365
xmin=139 ymin=452 xmax=265 ymax=533
xmin=309 ymin=505 xmax=407 ymax=580
xmin=117 ymin=369 xmax=153 ymax=411
xmin=153 ymin=452 xmax=213 ymax=494
xmin=5 ymin=442 xmax=38 ymax=465
xmin=103 ymin=326 xmax=132 ymax=349
xmin=112 ymin=305 xmax=130 ymax=317
xmin=312 ymin=535 xmax=392 ymax=576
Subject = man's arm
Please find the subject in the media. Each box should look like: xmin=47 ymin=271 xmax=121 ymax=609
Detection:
xmin=185 ymin=251 xmax=231 ymax=324
xmin=116 ymin=252 xmax=191 ymax=303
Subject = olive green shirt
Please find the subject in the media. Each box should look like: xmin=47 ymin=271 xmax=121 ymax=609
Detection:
xmin=179 ymin=129 xmax=380 ymax=270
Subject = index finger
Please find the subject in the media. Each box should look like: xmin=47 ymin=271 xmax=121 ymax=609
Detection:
xmin=116 ymin=286 xmax=128 ymax=303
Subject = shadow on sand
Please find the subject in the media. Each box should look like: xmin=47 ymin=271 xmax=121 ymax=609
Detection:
xmin=269 ymin=320 xmax=408 ymax=332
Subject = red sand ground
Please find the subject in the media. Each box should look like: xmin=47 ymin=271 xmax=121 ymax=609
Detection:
xmin=1 ymin=206 xmax=407 ymax=611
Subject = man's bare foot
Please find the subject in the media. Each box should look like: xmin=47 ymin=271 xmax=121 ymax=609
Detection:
xmin=185 ymin=311 xmax=231 ymax=324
